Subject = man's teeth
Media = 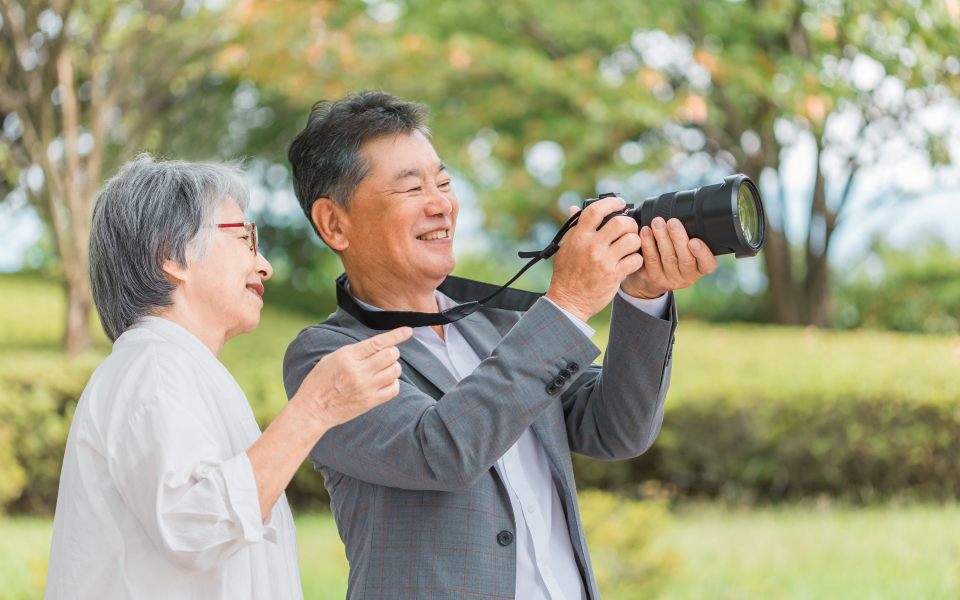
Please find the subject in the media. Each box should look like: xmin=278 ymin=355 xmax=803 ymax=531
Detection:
xmin=417 ymin=230 xmax=448 ymax=241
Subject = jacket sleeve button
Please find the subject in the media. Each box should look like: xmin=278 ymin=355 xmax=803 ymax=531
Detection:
xmin=559 ymin=369 xmax=572 ymax=379
xmin=546 ymin=382 xmax=559 ymax=394
xmin=553 ymin=375 xmax=567 ymax=386
xmin=567 ymin=362 xmax=579 ymax=373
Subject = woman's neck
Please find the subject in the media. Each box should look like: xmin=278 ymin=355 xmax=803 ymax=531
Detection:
xmin=153 ymin=303 xmax=228 ymax=357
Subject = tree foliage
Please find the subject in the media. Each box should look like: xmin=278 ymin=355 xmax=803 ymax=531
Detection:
xmin=228 ymin=0 xmax=960 ymax=325
xmin=0 ymin=0 xmax=237 ymax=351
xmin=3 ymin=0 xmax=958 ymax=332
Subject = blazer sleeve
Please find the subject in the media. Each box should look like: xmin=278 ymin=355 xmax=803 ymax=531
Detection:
xmin=559 ymin=291 xmax=677 ymax=460
xmin=282 ymin=298 xmax=601 ymax=493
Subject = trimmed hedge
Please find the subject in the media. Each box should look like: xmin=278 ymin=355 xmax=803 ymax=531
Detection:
xmin=574 ymin=397 xmax=960 ymax=503
xmin=7 ymin=349 xmax=960 ymax=514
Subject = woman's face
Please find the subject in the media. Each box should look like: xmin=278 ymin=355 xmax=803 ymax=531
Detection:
xmin=179 ymin=197 xmax=273 ymax=341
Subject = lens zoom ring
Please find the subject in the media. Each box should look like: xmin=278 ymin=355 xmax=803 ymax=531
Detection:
xmin=654 ymin=193 xmax=674 ymax=222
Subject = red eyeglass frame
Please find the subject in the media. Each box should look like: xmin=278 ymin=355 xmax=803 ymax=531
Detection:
xmin=217 ymin=222 xmax=258 ymax=255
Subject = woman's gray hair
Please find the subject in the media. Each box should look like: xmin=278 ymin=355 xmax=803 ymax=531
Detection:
xmin=89 ymin=154 xmax=249 ymax=341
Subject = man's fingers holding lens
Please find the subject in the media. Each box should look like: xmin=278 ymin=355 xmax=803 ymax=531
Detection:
xmin=689 ymin=239 xmax=719 ymax=275
xmin=650 ymin=217 xmax=681 ymax=277
xmin=639 ymin=227 xmax=661 ymax=269
xmin=666 ymin=219 xmax=699 ymax=280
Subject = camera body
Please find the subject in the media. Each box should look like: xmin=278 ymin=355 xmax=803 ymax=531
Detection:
xmin=580 ymin=174 xmax=765 ymax=258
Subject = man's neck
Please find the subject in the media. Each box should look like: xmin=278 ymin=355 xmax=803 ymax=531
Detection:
xmin=346 ymin=272 xmax=442 ymax=315
xmin=344 ymin=269 xmax=447 ymax=341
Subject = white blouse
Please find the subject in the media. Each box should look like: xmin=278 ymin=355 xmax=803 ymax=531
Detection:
xmin=45 ymin=317 xmax=303 ymax=600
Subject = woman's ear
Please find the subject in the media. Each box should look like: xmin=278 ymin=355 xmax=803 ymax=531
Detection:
xmin=161 ymin=258 xmax=190 ymax=285
xmin=312 ymin=198 xmax=350 ymax=252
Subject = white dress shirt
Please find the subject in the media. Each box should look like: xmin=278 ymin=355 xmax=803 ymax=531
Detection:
xmin=46 ymin=317 xmax=303 ymax=600
xmin=349 ymin=282 xmax=667 ymax=600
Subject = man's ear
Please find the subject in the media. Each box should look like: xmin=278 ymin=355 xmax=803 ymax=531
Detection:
xmin=312 ymin=198 xmax=350 ymax=252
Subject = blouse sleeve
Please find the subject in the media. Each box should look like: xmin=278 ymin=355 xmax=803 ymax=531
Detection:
xmin=106 ymin=350 xmax=275 ymax=573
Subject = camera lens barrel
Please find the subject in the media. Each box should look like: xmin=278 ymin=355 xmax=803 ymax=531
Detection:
xmin=587 ymin=174 xmax=765 ymax=258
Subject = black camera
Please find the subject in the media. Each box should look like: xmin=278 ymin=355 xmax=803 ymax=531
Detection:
xmin=582 ymin=174 xmax=765 ymax=258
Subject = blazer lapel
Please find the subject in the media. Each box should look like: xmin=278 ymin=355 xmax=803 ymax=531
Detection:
xmin=453 ymin=310 xmax=501 ymax=360
xmin=397 ymin=336 xmax=458 ymax=396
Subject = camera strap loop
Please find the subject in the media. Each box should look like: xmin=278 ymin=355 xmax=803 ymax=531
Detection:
xmin=335 ymin=211 xmax=584 ymax=330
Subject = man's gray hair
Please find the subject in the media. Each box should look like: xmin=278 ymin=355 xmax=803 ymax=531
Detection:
xmin=89 ymin=154 xmax=249 ymax=341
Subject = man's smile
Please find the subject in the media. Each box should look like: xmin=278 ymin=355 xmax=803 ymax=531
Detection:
xmin=416 ymin=228 xmax=450 ymax=241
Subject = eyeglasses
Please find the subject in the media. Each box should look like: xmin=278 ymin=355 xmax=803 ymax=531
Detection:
xmin=217 ymin=222 xmax=258 ymax=255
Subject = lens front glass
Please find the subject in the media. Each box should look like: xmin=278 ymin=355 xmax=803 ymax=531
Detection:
xmin=737 ymin=185 xmax=760 ymax=247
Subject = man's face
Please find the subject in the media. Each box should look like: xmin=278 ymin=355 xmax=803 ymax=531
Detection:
xmin=341 ymin=131 xmax=458 ymax=288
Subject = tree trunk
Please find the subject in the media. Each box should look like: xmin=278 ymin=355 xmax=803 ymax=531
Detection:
xmin=761 ymin=227 xmax=802 ymax=325
xmin=741 ymin=148 xmax=803 ymax=325
xmin=64 ymin=269 xmax=93 ymax=354
xmin=803 ymin=147 xmax=833 ymax=327
xmin=57 ymin=46 xmax=96 ymax=353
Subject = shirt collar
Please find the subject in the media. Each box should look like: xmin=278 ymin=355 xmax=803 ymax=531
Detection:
xmin=130 ymin=316 xmax=219 ymax=361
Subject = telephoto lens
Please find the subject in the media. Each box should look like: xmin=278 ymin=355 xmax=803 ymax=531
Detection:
xmin=584 ymin=174 xmax=765 ymax=258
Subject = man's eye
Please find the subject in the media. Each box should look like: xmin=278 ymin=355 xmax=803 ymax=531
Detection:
xmin=439 ymin=181 xmax=452 ymax=189
xmin=405 ymin=186 xmax=422 ymax=193
xmin=240 ymin=235 xmax=251 ymax=243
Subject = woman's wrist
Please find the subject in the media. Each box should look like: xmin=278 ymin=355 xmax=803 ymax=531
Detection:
xmin=285 ymin=391 xmax=331 ymax=441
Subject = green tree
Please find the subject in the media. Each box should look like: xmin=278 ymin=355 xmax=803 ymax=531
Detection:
xmin=0 ymin=0 xmax=234 ymax=352
xmin=233 ymin=0 xmax=959 ymax=326
xmin=653 ymin=0 xmax=960 ymax=326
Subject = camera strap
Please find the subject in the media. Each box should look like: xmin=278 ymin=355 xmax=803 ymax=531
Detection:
xmin=335 ymin=211 xmax=584 ymax=330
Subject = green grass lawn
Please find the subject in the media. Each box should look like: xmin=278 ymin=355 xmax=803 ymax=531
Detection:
xmin=5 ymin=504 xmax=960 ymax=600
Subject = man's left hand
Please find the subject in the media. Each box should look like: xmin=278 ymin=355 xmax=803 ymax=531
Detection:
xmin=620 ymin=216 xmax=718 ymax=299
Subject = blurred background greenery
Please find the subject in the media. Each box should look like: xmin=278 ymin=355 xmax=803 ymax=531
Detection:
xmin=2 ymin=0 xmax=960 ymax=598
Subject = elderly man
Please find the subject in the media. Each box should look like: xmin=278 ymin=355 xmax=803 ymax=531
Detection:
xmin=46 ymin=155 xmax=411 ymax=599
xmin=283 ymin=91 xmax=718 ymax=600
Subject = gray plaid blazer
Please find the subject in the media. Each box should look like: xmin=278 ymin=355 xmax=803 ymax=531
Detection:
xmin=282 ymin=291 xmax=677 ymax=600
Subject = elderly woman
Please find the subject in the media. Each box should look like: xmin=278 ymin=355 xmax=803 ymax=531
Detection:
xmin=45 ymin=155 xmax=411 ymax=600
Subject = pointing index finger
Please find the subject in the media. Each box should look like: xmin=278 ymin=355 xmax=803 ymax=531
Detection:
xmin=356 ymin=327 xmax=413 ymax=358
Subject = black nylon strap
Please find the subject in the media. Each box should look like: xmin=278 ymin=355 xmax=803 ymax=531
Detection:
xmin=335 ymin=211 xmax=583 ymax=330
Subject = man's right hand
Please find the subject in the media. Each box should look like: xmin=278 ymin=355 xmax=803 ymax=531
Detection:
xmin=545 ymin=196 xmax=644 ymax=323
xmin=291 ymin=327 xmax=413 ymax=435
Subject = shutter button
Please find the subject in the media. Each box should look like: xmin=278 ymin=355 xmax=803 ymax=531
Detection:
xmin=497 ymin=530 xmax=514 ymax=546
